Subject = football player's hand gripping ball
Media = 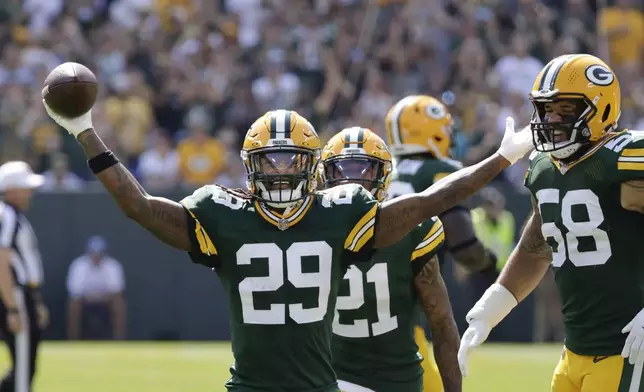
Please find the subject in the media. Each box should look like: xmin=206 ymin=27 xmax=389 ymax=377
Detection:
xmin=42 ymin=100 xmax=93 ymax=138
xmin=622 ymin=308 xmax=644 ymax=367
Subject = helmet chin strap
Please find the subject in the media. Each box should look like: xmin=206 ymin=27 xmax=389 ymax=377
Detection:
xmin=550 ymin=142 xmax=582 ymax=159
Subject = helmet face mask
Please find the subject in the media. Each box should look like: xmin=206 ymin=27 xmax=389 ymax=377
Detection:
xmin=323 ymin=156 xmax=387 ymax=194
xmin=530 ymin=95 xmax=596 ymax=159
xmin=246 ymin=148 xmax=317 ymax=205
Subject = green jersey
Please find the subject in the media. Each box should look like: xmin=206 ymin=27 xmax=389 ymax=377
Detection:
xmin=332 ymin=217 xmax=446 ymax=391
xmin=388 ymin=156 xmax=462 ymax=199
xmin=180 ymin=183 xmax=380 ymax=392
xmin=524 ymin=130 xmax=644 ymax=356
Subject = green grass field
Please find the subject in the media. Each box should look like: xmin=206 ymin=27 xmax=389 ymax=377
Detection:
xmin=0 ymin=342 xmax=559 ymax=391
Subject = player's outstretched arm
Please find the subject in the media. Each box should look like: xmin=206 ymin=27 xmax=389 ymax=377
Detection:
xmin=374 ymin=118 xmax=532 ymax=249
xmin=457 ymin=199 xmax=551 ymax=376
xmin=375 ymin=153 xmax=511 ymax=248
xmin=42 ymin=103 xmax=191 ymax=251
xmin=414 ymin=256 xmax=462 ymax=392
xmin=77 ymin=130 xmax=191 ymax=251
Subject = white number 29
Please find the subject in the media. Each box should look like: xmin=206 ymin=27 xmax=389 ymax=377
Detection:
xmin=237 ymin=241 xmax=332 ymax=324
xmin=536 ymin=188 xmax=612 ymax=267
xmin=321 ymin=187 xmax=354 ymax=208
xmin=333 ymin=263 xmax=398 ymax=337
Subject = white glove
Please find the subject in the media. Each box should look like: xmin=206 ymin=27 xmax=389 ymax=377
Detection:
xmin=622 ymin=308 xmax=644 ymax=367
xmin=496 ymin=117 xmax=534 ymax=165
xmin=42 ymin=100 xmax=93 ymax=138
xmin=458 ymin=320 xmax=491 ymax=377
xmin=457 ymin=283 xmax=518 ymax=377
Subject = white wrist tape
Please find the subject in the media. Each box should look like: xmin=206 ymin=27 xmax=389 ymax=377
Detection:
xmin=466 ymin=283 xmax=518 ymax=328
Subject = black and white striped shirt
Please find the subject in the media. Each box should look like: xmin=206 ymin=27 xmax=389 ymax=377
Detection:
xmin=0 ymin=202 xmax=43 ymax=287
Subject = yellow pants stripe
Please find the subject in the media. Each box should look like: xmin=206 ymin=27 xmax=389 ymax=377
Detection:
xmin=415 ymin=326 xmax=443 ymax=392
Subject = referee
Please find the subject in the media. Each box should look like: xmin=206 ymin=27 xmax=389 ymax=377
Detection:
xmin=0 ymin=161 xmax=48 ymax=392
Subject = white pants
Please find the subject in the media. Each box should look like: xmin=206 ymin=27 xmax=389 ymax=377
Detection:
xmin=338 ymin=380 xmax=375 ymax=392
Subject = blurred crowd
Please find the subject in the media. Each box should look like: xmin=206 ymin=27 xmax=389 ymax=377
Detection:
xmin=0 ymin=0 xmax=643 ymax=193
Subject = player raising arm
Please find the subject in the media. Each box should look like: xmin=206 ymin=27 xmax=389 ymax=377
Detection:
xmin=458 ymin=54 xmax=644 ymax=392
xmin=43 ymin=100 xmax=529 ymax=392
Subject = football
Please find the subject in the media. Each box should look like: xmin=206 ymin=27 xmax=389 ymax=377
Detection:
xmin=42 ymin=62 xmax=98 ymax=118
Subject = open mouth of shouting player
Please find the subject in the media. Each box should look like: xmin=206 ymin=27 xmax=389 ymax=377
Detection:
xmin=530 ymin=95 xmax=598 ymax=161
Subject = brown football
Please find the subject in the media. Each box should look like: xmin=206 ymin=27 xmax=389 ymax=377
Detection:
xmin=42 ymin=62 xmax=98 ymax=118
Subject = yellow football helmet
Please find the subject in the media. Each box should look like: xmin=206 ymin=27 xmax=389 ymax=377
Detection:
xmin=529 ymin=54 xmax=621 ymax=160
xmin=241 ymin=110 xmax=321 ymax=207
xmin=385 ymin=95 xmax=453 ymax=158
xmin=320 ymin=127 xmax=392 ymax=201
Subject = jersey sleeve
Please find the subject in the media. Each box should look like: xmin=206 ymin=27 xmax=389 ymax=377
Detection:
xmin=615 ymin=131 xmax=644 ymax=182
xmin=342 ymin=184 xmax=380 ymax=259
xmin=410 ymin=217 xmax=445 ymax=274
xmin=179 ymin=185 xmax=220 ymax=268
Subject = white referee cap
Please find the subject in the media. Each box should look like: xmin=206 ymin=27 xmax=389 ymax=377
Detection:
xmin=0 ymin=161 xmax=44 ymax=192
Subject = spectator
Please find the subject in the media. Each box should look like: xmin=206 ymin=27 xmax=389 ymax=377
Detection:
xmin=252 ymin=59 xmax=301 ymax=113
xmin=177 ymin=122 xmax=226 ymax=188
xmin=137 ymin=130 xmax=180 ymax=191
xmin=213 ymin=126 xmax=246 ymax=188
xmin=40 ymin=153 xmax=84 ymax=191
xmin=598 ymin=0 xmax=644 ymax=72
xmin=493 ymin=35 xmax=544 ymax=101
xmin=104 ymin=70 xmax=154 ymax=163
xmin=66 ymin=236 xmax=126 ymax=341
xmin=356 ymin=66 xmax=394 ymax=121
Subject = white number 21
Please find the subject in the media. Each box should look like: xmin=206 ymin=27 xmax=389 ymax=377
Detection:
xmin=333 ymin=263 xmax=398 ymax=337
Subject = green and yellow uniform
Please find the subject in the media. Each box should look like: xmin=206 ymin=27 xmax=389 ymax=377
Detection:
xmin=181 ymin=183 xmax=379 ymax=392
xmin=332 ymin=217 xmax=446 ymax=392
xmin=524 ymin=130 xmax=644 ymax=391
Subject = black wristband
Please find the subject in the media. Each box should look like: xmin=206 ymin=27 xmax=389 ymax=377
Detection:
xmin=5 ymin=308 xmax=18 ymax=314
xmin=88 ymin=151 xmax=119 ymax=174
